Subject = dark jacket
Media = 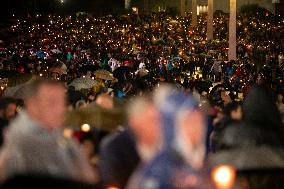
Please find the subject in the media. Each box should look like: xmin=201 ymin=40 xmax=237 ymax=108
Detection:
xmin=98 ymin=129 xmax=140 ymax=189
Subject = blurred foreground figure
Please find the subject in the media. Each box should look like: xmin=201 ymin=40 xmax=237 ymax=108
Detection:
xmin=212 ymin=86 xmax=284 ymax=189
xmin=127 ymin=86 xmax=211 ymax=189
xmin=127 ymin=96 xmax=162 ymax=163
xmin=0 ymin=80 xmax=95 ymax=184
xmin=0 ymin=98 xmax=17 ymax=147
xmin=99 ymin=95 xmax=160 ymax=188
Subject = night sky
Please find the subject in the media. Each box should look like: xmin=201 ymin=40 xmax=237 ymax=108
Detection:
xmin=0 ymin=0 xmax=125 ymax=19
xmin=0 ymin=0 xmax=283 ymax=20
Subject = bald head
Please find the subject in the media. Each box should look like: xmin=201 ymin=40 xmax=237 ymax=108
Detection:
xmin=95 ymin=93 xmax=113 ymax=109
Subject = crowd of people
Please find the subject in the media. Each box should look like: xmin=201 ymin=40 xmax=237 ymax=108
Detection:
xmin=0 ymin=5 xmax=283 ymax=189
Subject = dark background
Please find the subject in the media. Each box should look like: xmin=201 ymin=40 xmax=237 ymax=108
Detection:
xmin=0 ymin=0 xmax=125 ymax=19
xmin=0 ymin=0 xmax=283 ymax=20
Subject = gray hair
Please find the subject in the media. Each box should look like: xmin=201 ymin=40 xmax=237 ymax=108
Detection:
xmin=23 ymin=79 xmax=65 ymax=101
xmin=127 ymin=95 xmax=153 ymax=118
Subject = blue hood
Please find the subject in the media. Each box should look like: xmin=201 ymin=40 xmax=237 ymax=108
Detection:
xmin=157 ymin=91 xmax=198 ymax=149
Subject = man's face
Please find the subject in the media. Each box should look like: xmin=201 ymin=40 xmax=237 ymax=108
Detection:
xmin=131 ymin=104 xmax=161 ymax=146
xmin=31 ymin=85 xmax=66 ymax=129
xmin=179 ymin=110 xmax=205 ymax=147
xmin=4 ymin=103 xmax=17 ymax=120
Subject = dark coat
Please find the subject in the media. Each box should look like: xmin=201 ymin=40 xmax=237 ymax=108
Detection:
xmin=1 ymin=175 xmax=98 ymax=189
xmin=242 ymin=85 xmax=284 ymax=147
xmin=98 ymin=129 xmax=140 ymax=189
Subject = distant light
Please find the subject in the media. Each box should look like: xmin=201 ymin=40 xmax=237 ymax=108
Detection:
xmin=132 ymin=7 xmax=138 ymax=14
xmin=63 ymin=128 xmax=73 ymax=138
xmin=60 ymin=0 xmax=64 ymax=4
xmin=81 ymin=124 xmax=91 ymax=132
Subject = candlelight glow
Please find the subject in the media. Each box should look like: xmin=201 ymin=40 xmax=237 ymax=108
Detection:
xmin=81 ymin=124 xmax=91 ymax=132
xmin=212 ymin=165 xmax=236 ymax=189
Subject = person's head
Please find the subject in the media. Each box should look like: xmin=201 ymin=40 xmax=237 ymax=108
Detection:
xmin=277 ymin=93 xmax=283 ymax=104
xmin=221 ymin=90 xmax=232 ymax=106
xmin=95 ymin=93 xmax=113 ymax=109
xmin=75 ymin=100 xmax=87 ymax=109
xmin=127 ymin=95 xmax=161 ymax=161
xmin=24 ymin=79 xmax=66 ymax=129
xmin=223 ymin=102 xmax=242 ymax=120
xmin=0 ymin=98 xmax=17 ymax=120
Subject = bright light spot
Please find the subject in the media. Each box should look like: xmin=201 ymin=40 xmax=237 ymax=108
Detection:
xmin=63 ymin=128 xmax=73 ymax=138
xmin=81 ymin=124 xmax=91 ymax=132
xmin=212 ymin=165 xmax=236 ymax=189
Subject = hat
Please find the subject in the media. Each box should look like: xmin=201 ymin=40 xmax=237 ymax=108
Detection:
xmin=211 ymin=122 xmax=284 ymax=170
xmin=211 ymin=145 xmax=284 ymax=170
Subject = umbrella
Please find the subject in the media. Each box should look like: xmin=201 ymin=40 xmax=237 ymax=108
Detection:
xmin=170 ymin=20 xmax=179 ymax=24
xmin=137 ymin=69 xmax=149 ymax=77
xmin=50 ymin=49 xmax=62 ymax=54
xmin=0 ymin=70 xmax=20 ymax=78
xmin=94 ymin=70 xmax=114 ymax=80
xmin=8 ymin=74 xmax=36 ymax=87
xmin=4 ymin=83 xmax=27 ymax=99
xmin=4 ymin=74 xmax=37 ymax=99
xmin=78 ymin=65 xmax=100 ymax=73
xmin=49 ymin=67 xmax=67 ymax=75
xmin=210 ymin=83 xmax=233 ymax=94
xmin=211 ymin=122 xmax=284 ymax=170
xmin=170 ymin=56 xmax=182 ymax=63
xmin=212 ymin=145 xmax=284 ymax=170
xmin=81 ymin=49 xmax=91 ymax=53
xmin=36 ymin=51 xmax=47 ymax=59
xmin=69 ymin=77 xmax=97 ymax=91
xmin=113 ymin=66 xmax=129 ymax=79
xmin=65 ymin=107 xmax=126 ymax=132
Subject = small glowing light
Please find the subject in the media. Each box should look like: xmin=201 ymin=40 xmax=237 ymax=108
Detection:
xmin=212 ymin=165 xmax=236 ymax=189
xmin=81 ymin=124 xmax=91 ymax=132
xmin=63 ymin=128 xmax=73 ymax=138
xmin=132 ymin=7 xmax=138 ymax=13
xmin=39 ymin=73 xmax=43 ymax=77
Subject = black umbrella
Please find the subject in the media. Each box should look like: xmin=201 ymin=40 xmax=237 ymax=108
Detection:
xmin=210 ymin=83 xmax=233 ymax=95
xmin=78 ymin=65 xmax=101 ymax=74
xmin=113 ymin=66 xmax=129 ymax=79
xmin=0 ymin=70 xmax=20 ymax=78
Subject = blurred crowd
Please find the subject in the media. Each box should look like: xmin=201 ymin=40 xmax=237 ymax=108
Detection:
xmin=0 ymin=5 xmax=283 ymax=189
